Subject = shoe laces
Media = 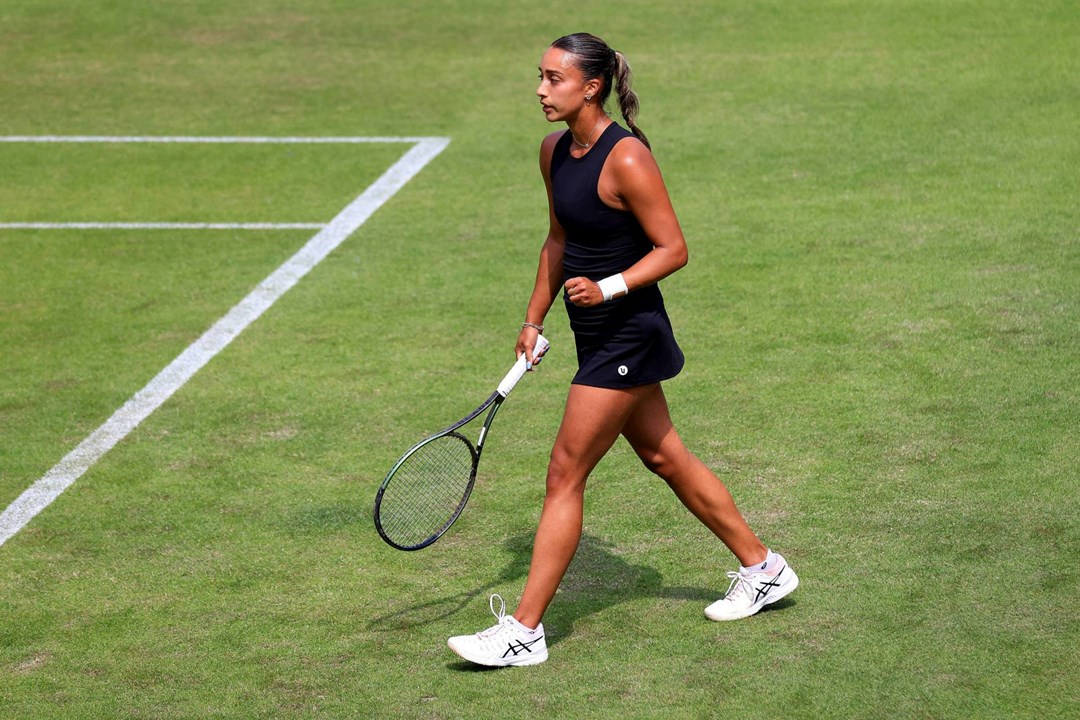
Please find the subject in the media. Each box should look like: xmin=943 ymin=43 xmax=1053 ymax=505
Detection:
xmin=476 ymin=594 xmax=513 ymax=639
xmin=722 ymin=570 xmax=752 ymax=603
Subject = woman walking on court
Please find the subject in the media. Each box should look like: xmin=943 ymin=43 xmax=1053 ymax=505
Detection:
xmin=448 ymin=33 xmax=797 ymax=667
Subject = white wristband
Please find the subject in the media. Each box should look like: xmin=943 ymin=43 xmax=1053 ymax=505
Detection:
xmin=597 ymin=273 xmax=628 ymax=302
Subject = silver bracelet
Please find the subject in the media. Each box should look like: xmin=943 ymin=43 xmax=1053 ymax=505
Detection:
xmin=522 ymin=321 xmax=545 ymax=333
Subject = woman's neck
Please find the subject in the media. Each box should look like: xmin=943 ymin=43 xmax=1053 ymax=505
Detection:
xmin=568 ymin=111 xmax=610 ymax=150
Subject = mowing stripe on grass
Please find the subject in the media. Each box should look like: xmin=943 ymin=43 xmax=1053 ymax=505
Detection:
xmin=0 ymin=135 xmax=442 ymax=144
xmin=0 ymin=135 xmax=437 ymax=229
xmin=0 ymin=136 xmax=450 ymax=548
xmin=0 ymin=223 xmax=326 ymax=230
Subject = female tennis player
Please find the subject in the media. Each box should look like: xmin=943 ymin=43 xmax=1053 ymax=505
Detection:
xmin=448 ymin=33 xmax=798 ymax=667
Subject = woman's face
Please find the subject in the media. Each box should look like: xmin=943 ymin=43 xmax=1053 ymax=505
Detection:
xmin=536 ymin=46 xmax=593 ymax=122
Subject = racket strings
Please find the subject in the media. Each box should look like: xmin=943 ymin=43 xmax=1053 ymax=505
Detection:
xmin=378 ymin=434 xmax=476 ymax=548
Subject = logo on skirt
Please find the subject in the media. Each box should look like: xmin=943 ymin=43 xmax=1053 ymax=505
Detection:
xmin=618 ymin=365 xmax=628 ymax=376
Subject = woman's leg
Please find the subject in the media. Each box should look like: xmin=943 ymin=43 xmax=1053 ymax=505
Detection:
xmin=620 ymin=384 xmax=767 ymax=567
xmin=513 ymin=383 xmax=648 ymax=629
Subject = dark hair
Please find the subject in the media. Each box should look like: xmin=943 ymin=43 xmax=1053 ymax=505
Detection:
xmin=550 ymin=33 xmax=650 ymax=150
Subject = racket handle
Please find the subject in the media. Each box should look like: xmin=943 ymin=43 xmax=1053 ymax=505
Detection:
xmin=497 ymin=334 xmax=549 ymax=397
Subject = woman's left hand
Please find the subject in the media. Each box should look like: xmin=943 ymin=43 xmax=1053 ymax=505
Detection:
xmin=564 ymin=277 xmax=602 ymax=307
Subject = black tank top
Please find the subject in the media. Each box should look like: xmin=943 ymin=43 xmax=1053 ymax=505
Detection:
xmin=550 ymin=123 xmax=664 ymax=339
xmin=550 ymin=123 xmax=653 ymax=279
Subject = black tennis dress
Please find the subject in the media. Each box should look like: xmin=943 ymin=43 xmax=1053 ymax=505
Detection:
xmin=550 ymin=123 xmax=684 ymax=389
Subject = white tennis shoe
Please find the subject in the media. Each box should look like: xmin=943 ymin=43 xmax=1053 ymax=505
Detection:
xmin=705 ymin=554 xmax=799 ymax=621
xmin=448 ymin=594 xmax=548 ymax=667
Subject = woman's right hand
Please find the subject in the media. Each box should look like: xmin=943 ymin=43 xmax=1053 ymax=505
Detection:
xmin=516 ymin=326 xmax=547 ymax=369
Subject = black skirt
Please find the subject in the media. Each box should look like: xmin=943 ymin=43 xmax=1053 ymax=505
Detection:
xmin=567 ymin=285 xmax=684 ymax=389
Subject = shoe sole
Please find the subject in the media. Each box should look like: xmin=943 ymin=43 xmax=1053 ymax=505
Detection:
xmin=704 ymin=566 xmax=800 ymax=622
xmin=447 ymin=639 xmax=548 ymax=667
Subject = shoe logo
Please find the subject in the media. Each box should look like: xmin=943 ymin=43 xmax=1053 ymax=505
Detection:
xmin=502 ymin=636 xmax=544 ymax=658
xmin=618 ymin=365 xmax=628 ymax=376
xmin=753 ymin=567 xmax=785 ymax=603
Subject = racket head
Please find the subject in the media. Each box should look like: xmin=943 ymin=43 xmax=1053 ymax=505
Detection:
xmin=374 ymin=430 xmax=479 ymax=551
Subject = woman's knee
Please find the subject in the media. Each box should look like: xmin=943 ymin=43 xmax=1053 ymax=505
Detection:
xmin=637 ymin=448 xmax=676 ymax=479
xmin=545 ymin=444 xmax=589 ymax=496
xmin=636 ymin=438 xmax=697 ymax=481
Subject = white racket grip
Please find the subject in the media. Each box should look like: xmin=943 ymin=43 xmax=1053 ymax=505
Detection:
xmin=497 ymin=334 xmax=549 ymax=397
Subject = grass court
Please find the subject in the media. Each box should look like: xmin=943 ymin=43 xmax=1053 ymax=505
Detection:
xmin=0 ymin=1 xmax=1076 ymax=718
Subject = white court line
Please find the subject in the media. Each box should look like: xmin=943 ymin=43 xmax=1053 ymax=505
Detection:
xmin=0 ymin=136 xmax=450 ymax=547
xmin=0 ymin=223 xmax=325 ymax=230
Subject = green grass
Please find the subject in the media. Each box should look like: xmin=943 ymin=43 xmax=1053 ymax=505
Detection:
xmin=1 ymin=1 xmax=1077 ymax=718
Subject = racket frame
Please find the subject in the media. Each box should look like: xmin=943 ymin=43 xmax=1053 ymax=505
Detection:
xmin=373 ymin=336 xmax=547 ymax=551
xmin=373 ymin=391 xmax=506 ymax=550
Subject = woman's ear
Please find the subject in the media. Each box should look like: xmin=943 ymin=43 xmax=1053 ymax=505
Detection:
xmin=584 ymin=78 xmax=602 ymax=102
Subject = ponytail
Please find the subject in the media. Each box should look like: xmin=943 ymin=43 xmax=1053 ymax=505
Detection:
xmin=612 ymin=50 xmax=650 ymax=150
xmin=550 ymin=33 xmax=651 ymax=150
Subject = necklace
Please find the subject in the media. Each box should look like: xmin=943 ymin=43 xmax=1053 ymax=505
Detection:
xmin=572 ymin=117 xmax=606 ymax=148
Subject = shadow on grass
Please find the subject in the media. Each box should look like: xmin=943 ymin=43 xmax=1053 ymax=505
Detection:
xmin=367 ymin=532 xmax=731 ymax=662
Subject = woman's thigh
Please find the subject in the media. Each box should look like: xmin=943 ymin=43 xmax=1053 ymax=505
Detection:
xmin=547 ymin=383 xmax=655 ymax=485
xmin=620 ymin=384 xmax=690 ymax=477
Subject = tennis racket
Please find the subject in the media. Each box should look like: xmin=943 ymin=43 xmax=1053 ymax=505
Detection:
xmin=374 ymin=335 xmax=549 ymax=551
